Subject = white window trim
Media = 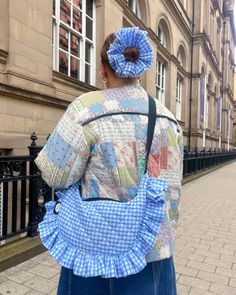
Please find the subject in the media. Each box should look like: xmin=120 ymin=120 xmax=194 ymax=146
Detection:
xmin=128 ymin=0 xmax=141 ymax=19
xmin=176 ymin=77 xmax=183 ymax=121
xmin=156 ymin=60 xmax=166 ymax=105
xmin=157 ymin=24 xmax=166 ymax=48
xmin=52 ymin=0 xmax=96 ymax=85
xmin=177 ymin=51 xmax=183 ymax=67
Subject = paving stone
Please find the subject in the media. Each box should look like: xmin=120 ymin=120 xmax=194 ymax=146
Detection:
xmin=188 ymin=288 xmax=216 ymax=295
xmin=200 ymin=239 xmax=224 ymax=248
xmin=51 ymin=263 xmax=61 ymax=271
xmin=186 ymin=242 xmax=210 ymax=251
xmin=220 ymin=254 xmax=236 ymax=264
xmin=194 ymin=250 xmax=220 ymax=259
xmin=174 ymin=256 xmax=189 ymax=266
xmin=48 ymin=289 xmax=57 ymax=295
xmin=25 ymin=291 xmax=44 ymax=295
xmin=0 ymin=276 xmax=7 ymax=284
xmin=210 ymin=283 xmax=236 ymax=295
xmin=38 ymin=255 xmax=58 ymax=267
xmin=176 ymin=283 xmax=190 ymax=295
xmin=178 ymin=252 xmax=205 ymax=263
xmin=8 ymin=269 xmax=35 ymax=283
xmin=0 ymin=279 xmax=31 ymax=295
xmin=204 ymin=257 xmax=232 ymax=269
xmin=215 ymin=267 xmax=236 ymax=279
xmin=51 ymin=273 xmax=60 ymax=283
xmin=210 ymin=246 xmax=235 ymax=257
xmin=175 ymin=264 xmax=198 ymax=277
xmin=197 ymin=270 xmax=229 ymax=285
xmin=17 ymin=260 xmax=38 ymax=271
xmin=178 ymin=275 xmax=210 ymax=290
xmin=0 ymin=266 xmax=20 ymax=278
xmin=28 ymin=264 xmax=59 ymax=279
xmin=186 ymin=261 xmax=216 ymax=273
xmin=229 ymin=278 xmax=236 ymax=288
xmin=24 ymin=276 xmax=57 ymax=293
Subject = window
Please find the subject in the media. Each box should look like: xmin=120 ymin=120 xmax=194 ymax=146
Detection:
xmin=156 ymin=61 xmax=165 ymax=105
xmin=176 ymin=77 xmax=183 ymax=121
xmin=177 ymin=51 xmax=183 ymax=67
xmin=52 ymin=0 xmax=95 ymax=85
xmin=157 ymin=25 xmax=166 ymax=47
xmin=128 ymin=0 xmax=141 ymax=19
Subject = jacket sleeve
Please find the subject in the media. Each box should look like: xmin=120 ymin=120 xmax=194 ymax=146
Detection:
xmin=35 ymin=102 xmax=90 ymax=189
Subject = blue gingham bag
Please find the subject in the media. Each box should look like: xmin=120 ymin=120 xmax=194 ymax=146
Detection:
xmin=39 ymin=96 xmax=168 ymax=278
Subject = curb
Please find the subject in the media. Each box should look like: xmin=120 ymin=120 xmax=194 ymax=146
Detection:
xmin=0 ymin=236 xmax=46 ymax=272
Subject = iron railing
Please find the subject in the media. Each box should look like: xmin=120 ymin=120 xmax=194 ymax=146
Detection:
xmin=183 ymin=148 xmax=236 ymax=177
xmin=0 ymin=133 xmax=236 ymax=244
xmin=0 ymin=133 xmax=53 ymax=243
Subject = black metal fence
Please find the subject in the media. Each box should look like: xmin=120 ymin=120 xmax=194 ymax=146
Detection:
xmin=0 ymin=133 xmax=53 ymax=243
xmin=183 ymin=148 xmax=236 ymax=177
xmin=0 ymin=133 xmax=236 ymax=244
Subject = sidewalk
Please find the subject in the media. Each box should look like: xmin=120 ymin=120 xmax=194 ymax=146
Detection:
xmin=0 ymin=161 xmax=236 ymax=295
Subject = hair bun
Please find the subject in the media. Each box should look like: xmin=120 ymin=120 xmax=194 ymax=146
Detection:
xmin=124 ymin=48 xmax=139 ymax=62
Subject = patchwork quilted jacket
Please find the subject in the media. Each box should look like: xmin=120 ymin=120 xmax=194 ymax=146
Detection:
xmin=35 ymin=83 xmax=183 ymax=262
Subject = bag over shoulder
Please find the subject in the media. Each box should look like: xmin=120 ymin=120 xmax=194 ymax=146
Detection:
xmin=39 ymin=95 xmax=169 ymax=278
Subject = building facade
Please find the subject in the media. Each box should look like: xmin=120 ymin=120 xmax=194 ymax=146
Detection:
xmin=0 ymin=0 xmax=235 ymax=155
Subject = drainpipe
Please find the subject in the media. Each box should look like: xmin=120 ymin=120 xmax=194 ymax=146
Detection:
xmin=188 ymin=0 xmax=195 ymax=151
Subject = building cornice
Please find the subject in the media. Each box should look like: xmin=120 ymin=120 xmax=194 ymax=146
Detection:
xmin=0 ymin=82 xmax=69 ymax=109
xmin=223 ymin=86 xmax=234 ymax=104
xmin=223 ymin=1 xmax=236 ymax=44
xmin=193 ymin=32 xmax=221 ymax=78
xmin=161 ymin=0 xmax=192 ymax=41
xmin=176 ymin=0 xmax=192 ymax=24
xmin=53 ymin=71 xmax=98 ymax=93
xmin=170 ymin=55 xmax=189 ymax=77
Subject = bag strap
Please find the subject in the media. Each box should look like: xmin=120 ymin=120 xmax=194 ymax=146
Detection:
xmin=145 ymin=95 xmax=157 ymax=173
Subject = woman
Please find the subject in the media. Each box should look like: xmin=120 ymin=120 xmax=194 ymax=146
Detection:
xmin=36 ymin=27 xmax=183 ymax=295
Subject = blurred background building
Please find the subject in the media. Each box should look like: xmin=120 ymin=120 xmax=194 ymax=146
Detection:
xmin=0 ymin=0 xmax=235 ymax=155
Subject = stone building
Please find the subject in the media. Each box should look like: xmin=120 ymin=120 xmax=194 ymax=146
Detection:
xmin=0 ymin=0 xmax=235 ymax=155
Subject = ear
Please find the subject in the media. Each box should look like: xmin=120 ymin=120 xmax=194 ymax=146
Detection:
xmin=99 ymin=63 xmax=107 ymax=79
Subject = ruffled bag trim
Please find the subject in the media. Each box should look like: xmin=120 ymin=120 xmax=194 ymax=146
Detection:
xmin=39 ymin=177 xmax=168 ymax=278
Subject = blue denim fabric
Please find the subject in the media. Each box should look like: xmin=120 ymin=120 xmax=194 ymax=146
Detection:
xmin=57 ymin=257 xmax=177 ymax=295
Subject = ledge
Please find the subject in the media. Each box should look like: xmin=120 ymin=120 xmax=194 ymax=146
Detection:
xmin=0 ymin=82 xmax=69 ymax=109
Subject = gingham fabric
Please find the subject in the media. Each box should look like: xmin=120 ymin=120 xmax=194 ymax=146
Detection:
xmin=39 ymin=175 xmax=168 ymax=278
xmin=108 ymin=27 xmax=153 ymax=78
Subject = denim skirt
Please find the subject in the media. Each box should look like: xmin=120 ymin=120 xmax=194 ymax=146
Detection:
xmin=57 ymin=257 xmax=177 ymax=295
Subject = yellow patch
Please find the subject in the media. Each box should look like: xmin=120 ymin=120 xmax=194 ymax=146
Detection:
xmin=118 ymin=167 xmax=136 ymax=187
xmin=83 ymin=126 xmax=97 ymax=145
xmin=167 ymin=128 xmax=177 ymax=147
xmin=80 ymin=91 xmax=104 ymax=107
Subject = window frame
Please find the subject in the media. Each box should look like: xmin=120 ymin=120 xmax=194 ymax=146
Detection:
xmin=52 ymin=0 xmax=96 ymax=85
xmin=128 ymin=0 xmax=141 ymax=19
xmin=157 ymin=24 xmax=166 ymax=48
xmin=176 ymin=76 xmax=183 ymax=121
xmin=156 ymin=60 xmax=166 ymax=105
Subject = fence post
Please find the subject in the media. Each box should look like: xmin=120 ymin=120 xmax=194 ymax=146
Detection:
xmin=27 ymin=133 xmax=53 ymax=237
xmin=27 ymin=133 xmax=41 ymax=237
